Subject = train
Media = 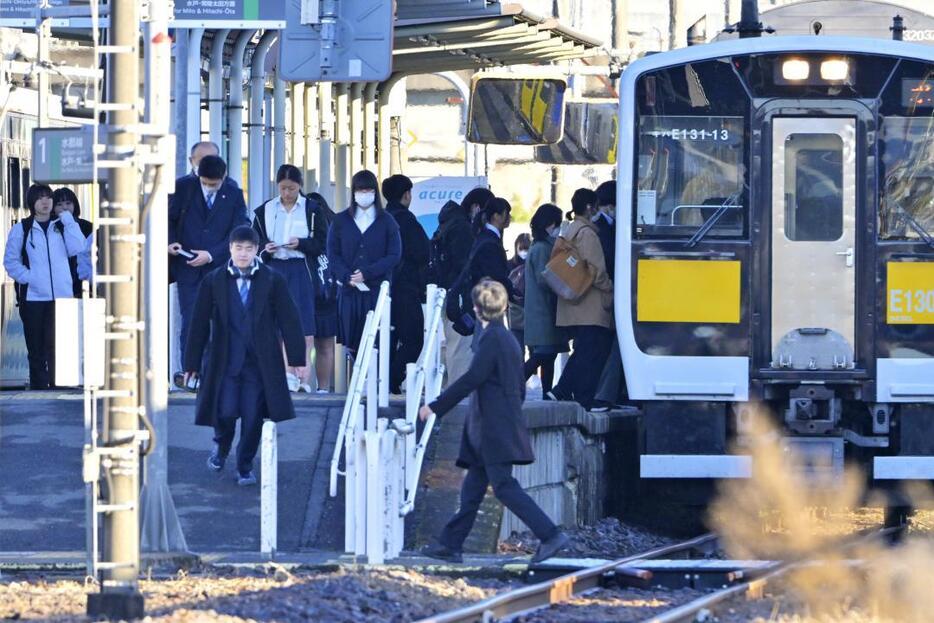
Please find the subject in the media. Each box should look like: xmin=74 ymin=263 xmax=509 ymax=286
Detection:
xmin=616 ymin=31 xmax=934 ymax=502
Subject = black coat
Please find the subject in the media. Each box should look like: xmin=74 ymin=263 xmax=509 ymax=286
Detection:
xmin=252 ymin=195 xmax=329 ymax=278
xmin=429 ymin=319 xmax=532 ymax=468
xmin=169 ymin=175 xmax=248 ymax=284
xmin=434 ymin=200 xmax=474 ymax=288
xmin=593 ymin=213 xmax=615 ymax=281
xmin=386 ymin=201 xmax=430 ymax=299
xmin=184 ymin=264 xmax=306 ymax=428
xmin=468 ymin=227 xmax=514 ymax=298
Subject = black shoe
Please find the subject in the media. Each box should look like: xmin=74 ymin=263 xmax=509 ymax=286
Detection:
xmin=173 ymin=372 xmax=186 ymax=389
xmin=420 ymin=542 xmax=463 ymax=564
xmin=531 ymin=531 xmax=570 ymax=563
xmin=237 ymin=470 xmax=257 ymax=486
xmin=207 ymin=443 xmax=226 ymax=472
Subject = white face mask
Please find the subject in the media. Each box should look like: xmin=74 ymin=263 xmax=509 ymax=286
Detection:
xmin=355 ymin=191 xmax=376 ymax=209
xmin=517 ymin=250 xmax=529 ymax=260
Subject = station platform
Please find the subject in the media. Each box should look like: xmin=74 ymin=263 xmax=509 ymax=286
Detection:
xmin=0 ymin=391 xmax=637 ymax=558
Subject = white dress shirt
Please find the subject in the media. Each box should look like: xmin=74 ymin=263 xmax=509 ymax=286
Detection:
xmin=270 ymin=197 xmax=308 ymax=260
xmin=354 ymin=205 xmax=376 ymax=233
xmin=484 ymin=223 xmax=502 ymax=239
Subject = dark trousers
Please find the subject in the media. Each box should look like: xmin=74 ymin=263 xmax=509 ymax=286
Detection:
xmin=19 ymin=300 xmax=55 ymax=390
xmin=177 ymin=280 xmax=200 ymax=368
xmin=214 ymin=360 xmax=265 ymax=475
xmin=553 ymin=325 xmax=613 ymax=409
xmin=524 ymin=352 xmax=557 ymax=395
xmin=440 ymin=462 xmax=558 ymax=551
xmin=389 ymin=297 xmax=424 ymax=393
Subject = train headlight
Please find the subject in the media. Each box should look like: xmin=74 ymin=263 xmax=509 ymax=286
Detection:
xmin=820 ymin=59 xmax=849 ymax=81
xmin=781 ymin=59 xmax=810 ymax=81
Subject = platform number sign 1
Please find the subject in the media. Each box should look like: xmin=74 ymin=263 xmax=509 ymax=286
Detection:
xmin=278 ymin=0 xmax=394 ymax=82
xmin=32 ymin=127 xmax=95 ymax=184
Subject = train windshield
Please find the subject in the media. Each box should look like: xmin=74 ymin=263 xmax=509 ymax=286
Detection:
xmin=633 ymin=59 xmax=749 ymax=239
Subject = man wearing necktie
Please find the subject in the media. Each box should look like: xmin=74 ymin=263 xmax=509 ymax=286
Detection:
xmin=169 ymin=154 xmax=249 ymax=383
xmin=184 ymin=226 xmax=306 ymax=486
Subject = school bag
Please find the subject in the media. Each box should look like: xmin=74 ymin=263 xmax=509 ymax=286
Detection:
xmin=309 ymin=196 xmax=338 ymax=305
xmin=444 ymin=238 xmax=495 ymax=336
xmin=541 ymin=227 xmax=594 ymax=301
xmin=427 ymin=200 xmax=461 ymax=288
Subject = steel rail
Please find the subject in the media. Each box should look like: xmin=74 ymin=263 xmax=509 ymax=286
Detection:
xmin=643 ymin=526 xmax=902 ymax=623
xmin=415 ymin=533 xmax=718 ymax=623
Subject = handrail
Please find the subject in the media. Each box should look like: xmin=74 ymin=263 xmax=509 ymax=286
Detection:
xmin=329 ymin=281 xmax=391 ymax=497
xmin=400 ymin=285 xmax=446 ymax=515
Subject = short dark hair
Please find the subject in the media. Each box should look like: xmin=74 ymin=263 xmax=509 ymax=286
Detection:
xmin=51 ymin=187 xmax=82 ymax=218
xmin=381 ymin=174 xmax=413 ymax=203
xmin=25 ymin=184 xmax=53 ymax=214
xmin=461 ymin=187 xmax=494 ymax=217
xmin=569 ymin=188 xmax=597 ymax=219
xmin=229 ymin=225 xmax=259 ymax=246
xmin=596 ymin=180 xmax=616 ymax=207
xmin=530 ymin=203 xmax=562 ymax=241
xmin=276 ymin=164 xmax=303 ymax=187
xmin=197 ymin=155 xmax=227 ymax=180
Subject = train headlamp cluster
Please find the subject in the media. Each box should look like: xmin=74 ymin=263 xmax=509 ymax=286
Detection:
xmin=781 ymin=57 xmax=850 ymax=82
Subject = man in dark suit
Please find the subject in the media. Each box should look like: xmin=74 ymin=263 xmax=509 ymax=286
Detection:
xmin=184 ymin=226 xmax=306 ymax=485
xmin=418 ymin=280 xmax=569 ymax=564
xmin=383 ymin=174 xmax=431 ymax=394
xmin=169 ymin=154 xmax=249 ymax=374
xmin=593 ymin=181 xmax=616 ymax=281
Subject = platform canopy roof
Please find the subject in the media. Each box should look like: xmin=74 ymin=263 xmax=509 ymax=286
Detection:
xmin=391 ymin=1 xmax=604 ymax=75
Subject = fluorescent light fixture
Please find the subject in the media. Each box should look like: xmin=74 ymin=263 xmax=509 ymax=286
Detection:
xmin=782 ymin=59 xmax=810 ymax=81
xmin=820 ymin=59 xmax=849 ymax=81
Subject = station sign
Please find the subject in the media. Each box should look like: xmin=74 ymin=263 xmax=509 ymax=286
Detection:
xmin=170 ymin=0 xmax=286 ymax=28
xmin=0 ymin=0 xmax=95 ymax=27
xmin=31 ymin=127 xmax=96 ymax=184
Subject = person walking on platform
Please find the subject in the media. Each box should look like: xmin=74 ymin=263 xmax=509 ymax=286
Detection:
xmin=169 ymin=155 xmax=249 ymax=385
xmin=546 ymin=189 xmax=614 ymax=411
xmin=184 ymin=226 xmax=306 ymax=486
xmin=3 ymin=184 xmax=87 ymax=390
xmin=383 ymin=174 xmax=430 ymax=394
xmin=253 ymin=164 xmax=328 ymax=393
xmin=433 ymin=187 xmax=493 ymax=387
xmin=523 ymin=204 xmax=568 ymax=398
xmin=326 ymin=169 xmax=401 ymax=354
xmin=419 ymin=280 xmax=569 ymax=563
xmin=307 ymin=191 xmax=338 ymax=393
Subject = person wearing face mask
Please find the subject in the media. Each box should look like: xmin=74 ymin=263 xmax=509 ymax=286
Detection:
xmin=169 ymin=154 xmax=249 ymax=384
xmin=592 ymin=180 xmax=617 ymax=281
xmin=522 ymin=204 xmax=568 ymax=398
xmin=506 ymin=233 xmax=531 ymax=353
xmin=326 ymin=170 xmax=402 ymax=354
xmin=252 ymin=164 xmax=328 ymax=393
xmin=3 ymin=184 xmax=87 ymax=389
xmin=51 ymin=187 xmax=94 ymax=297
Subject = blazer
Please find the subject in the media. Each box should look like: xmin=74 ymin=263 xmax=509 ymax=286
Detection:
xmin=429 ymin=319 xmax=533 ymax=468
xmin=185 ymin=263 xmax=305 ymax=428
xmin=169 ymin=175 xmax=248 ymax=284
xmin=3 ymin=211 xmax=86 ymax=301
xmin=468 ymin=227 xmax=514 ymax=298
xmin=252 ymin=194 xmax=329 ymax=278
xmin=386 ymin=201 xmax=430 ymax=299
xmin=326 ymin=208 xmax=402 ymax=291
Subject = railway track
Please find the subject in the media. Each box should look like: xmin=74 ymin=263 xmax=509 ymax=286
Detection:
xmin=417 ymin=526 xmax=904 ymax=623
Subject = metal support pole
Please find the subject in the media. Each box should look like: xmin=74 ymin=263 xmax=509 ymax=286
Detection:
xmin=208 ymin=29 xmax=230 ymax=159
xmin=264 ymin=89 xmax=273 ymax=197
xmin=140 ymin=0 xmax=187 ymax=556
xmin=303 ymin=83 xmax=319 ymax=190
xmin=376 ymin=75 xmax=404 ymax=181
xmin=379 ymin=298 xmax=390 ymax=407
xmin=227 ymin=30 xmax=255 ymax=189
xmin=36 ymin=4 xmax=51 ymax=127
xmin=349 ymin=83 xmax=363 ymax=172
xmin=273 ymin=74 xmax=287 ymax=172
xmin=291 ymin=81 xmax=305 ymax=168
xmin=87 ymin=0 xmax=144 ymax=617
xmin=249 ymin=31 xmax=277 ymax=210
xmin=186 ymin=28 xmax=204 ymax=152
xmin=318 ymin=83 xmax=334 ymax=205
xmin=363 ymin=83 xmax=378 ymax=172
xmin=260 ymin=421 xmax=278 ymax=558
xmin=437 ymin=72 xmax=472 ymax=177
xmin=172 ymin=30 xmax=190 ymax=178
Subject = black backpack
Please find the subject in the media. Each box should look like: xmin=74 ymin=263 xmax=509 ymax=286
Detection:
xmin=427 ymin=200 xmax=461 ymax=288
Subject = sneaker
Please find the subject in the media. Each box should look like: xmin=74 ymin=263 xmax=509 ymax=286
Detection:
xmin=545 ymin=391 xmax=560 ymax=402
xmin=173 ymin=372 xmax=186 ymax=390
xmin=237 ymin=470 xmax=257 ymax=486
xmin=531 ymin=531 xmax=570 ymax=563
xmin=315 ymin=389 xmax=330 ymax=395
xmin=207 ymin=448 xmax=225 ymax=472
xmin=588 ymin=402 xmax=611 ymax=413
xmin=420 ymin=542 xmax=463 ymax=564
xmin=286 ymin=373 xmax=300 ymax=392
xmin=298 ymin=383 xmax=313 ymax=393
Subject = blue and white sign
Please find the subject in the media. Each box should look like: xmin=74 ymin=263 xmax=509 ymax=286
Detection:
xmin=409 ymin=176 xmax=487 ymax=237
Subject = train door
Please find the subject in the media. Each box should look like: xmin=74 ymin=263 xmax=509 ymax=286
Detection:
xmin=770 ymin=117 xmax=857 ymax=369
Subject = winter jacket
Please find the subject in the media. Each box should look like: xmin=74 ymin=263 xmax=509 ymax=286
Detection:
xmin=524 ymin=238 xmax=568 ymax=348
xmin=3 ymin=211 xmax=86 ymax=301
xmin=555 ymin=219 xmax=614 ymax=330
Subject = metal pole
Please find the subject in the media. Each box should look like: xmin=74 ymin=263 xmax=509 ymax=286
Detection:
xmin=227 ymin=30 xmax=255 ymax=189
xmin=173 ymin=30 xmax=190 ymax=179
xmin=249 ymin=31 xmax=277 ymax=210
xmin=186 ymin=28 xmax=204 ymax=153
xmin=36 ymin=2 xmax=51 ymax=127
xmin=208 ymin=29 xmax=231 ymax=159
xmin=140 ymin=0 xmax=187 ymax=555
xmin=612 ymin=0 xmax=629 ymax=58
xmin=349 ymin=83 xmax=363 ymax=172
xmin=318 ymin=82 xmax=334 ymax=204
xmin=87 ymin=0 xmax=144 ymax=616
xmin=273 ymin=73 xmax=287 ymax=172
xmin=437 ymin=72 xmax=471 ymax=177
xmin=363 ymin=83 xmax=378 ymax=172
xmin=292 ymin=81 xmax=305 ymax=168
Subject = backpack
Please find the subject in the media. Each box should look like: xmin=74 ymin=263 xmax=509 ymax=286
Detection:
xmin=444 ymin=239 xmax=495 ymax=336
xmin=427 ymin=200 xmax=460 ymax=288
xmin=309 ymin=197 xmax=338 ymax=305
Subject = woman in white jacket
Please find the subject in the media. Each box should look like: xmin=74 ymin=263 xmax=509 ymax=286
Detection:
xmin=3 ymin=184 xmax=86 ymax=389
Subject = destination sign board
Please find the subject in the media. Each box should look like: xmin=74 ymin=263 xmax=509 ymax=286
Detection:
xmin=32 ymin=127 xmax=96 ymax=184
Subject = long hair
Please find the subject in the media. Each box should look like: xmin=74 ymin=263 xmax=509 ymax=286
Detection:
xmin=348 ymin=169 xmax=382 ymax=217
xmin=52 ymin=187 xmax=82 ymax=219
xmin=530 ymin=203 xmax=562 ymax=242
xmin=473 ymin=196 xmax=511 ymax=236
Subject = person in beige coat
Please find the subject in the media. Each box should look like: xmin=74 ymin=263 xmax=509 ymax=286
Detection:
xmin=546 ymin=188 xmax=614 ymax=410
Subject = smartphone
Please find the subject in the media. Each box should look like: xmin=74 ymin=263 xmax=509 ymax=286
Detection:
xmin=177 ymin=249 xmax=196 ymax=260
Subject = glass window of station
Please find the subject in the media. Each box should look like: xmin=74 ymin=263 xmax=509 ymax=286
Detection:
xmin=633 ymin=58 xmax=749 ymax=239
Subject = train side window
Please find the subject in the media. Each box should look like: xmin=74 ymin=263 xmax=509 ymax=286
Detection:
xmin=7 ymin=157 xmax=22 ymax=209
xmin=784 ymin=134 xmax=844 ymax=242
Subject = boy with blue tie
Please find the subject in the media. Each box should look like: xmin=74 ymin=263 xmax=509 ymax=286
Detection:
xmin=184 ymin=226 xmax=306 ymax=485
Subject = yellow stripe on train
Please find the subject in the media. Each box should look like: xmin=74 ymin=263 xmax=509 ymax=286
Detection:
xmin=637 ymin=259 xmax=741 ymax=324
xmin=887 ymin=262 xmax=934 ymax=325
